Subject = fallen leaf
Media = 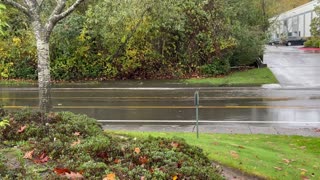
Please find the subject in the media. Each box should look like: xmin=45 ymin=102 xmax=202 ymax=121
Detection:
xmin=71 ymin=139 xmax=81 ymax=147
xmin=299 ymin=168 xmax=308 ymax=172
xmin=17 ymin=125 xmax=27 ymax=133
xmin=134 ymin=147 xmax=141 ymax=154
xmin=114 ymin=159 xmax=120 ymax=164
xmin=230 ymin=151 xmax=239 ymax=159
xmin=300 ymin=175 xmax=310 ymax=180
xmin=300 ymin=146 xmax=306 ymax=149
xmin=23 ymin=150 xmax=34 ymax=159
xmin=283 ymin=159 xmax=290 ymax=164
xmin=171 ymin=142 xmax=179 ymax=148
xmin=139 ymin=156 xmax=148 ymax=164
xmin=74 ymin=132 xmax=80 ymax=136
xmin=274 ymin=167 xmax=282 ymax=171
xmin=65 ymin=171 xmax=84 ymax=179
xmin=97 ymin=152 xmax=108 ymax=159
xmin=103 ymin=173 xmax=116 ymax=180
xmin=54 ymin=167 xmax=71 ymax=175
xmin=140 ymin=176 xmax=145 ymax=180
xmin=212 ymin=142 xmax=219 ymax=145
xmin=172 ymin=175 xmax=178 ymax=180
xmin=34 ymin=153 xmax=49 ymax=164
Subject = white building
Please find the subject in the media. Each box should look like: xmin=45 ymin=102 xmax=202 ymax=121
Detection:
xmin=269 ymin=0 xmax=319 ymax=41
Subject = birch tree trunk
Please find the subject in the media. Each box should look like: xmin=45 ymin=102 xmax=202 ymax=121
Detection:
xmin=32 ymin=18 xmax=52 ymax=114
xmin=36 ymin=37 xmax=51 ymax=113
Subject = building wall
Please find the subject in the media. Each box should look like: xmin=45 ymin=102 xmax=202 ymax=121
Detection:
xmin=269 ymin=0 xmax=319 ymax=40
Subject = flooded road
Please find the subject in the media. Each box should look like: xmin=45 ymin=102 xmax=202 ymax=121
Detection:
xmin=1 ymin=87 xmax=320 ymax=127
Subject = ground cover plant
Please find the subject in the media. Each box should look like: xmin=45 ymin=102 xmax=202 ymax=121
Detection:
xmin=0 ymin=110 xmax=223 ymax=179
xmin=117 ymin=131 xmax=320 ymax=180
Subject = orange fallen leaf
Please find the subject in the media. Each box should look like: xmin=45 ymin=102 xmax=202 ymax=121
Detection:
xmin=17 ymin=125 xmax=27 ymax=133
xmin=74 ymin=132 xmax=81 ymax=136
xmin=283 ymin=159 xmax=290 ymax=164
xmin=54 ymin=167 xmax=71 ymax=175
xmin=139 ymin=156 xmax=148 ymax=164
xmin=171 ymin=142 xmax=179 ymax=148
xmin=134 ymin=147 xmax=141 ymax=154
xmin=65 ymin=171 xmax=84 ymax=179
xmin=23 ymin=150 xmax=34 ymax=159
xmin=71 ymin=139 xmax=81 ymax=147
xmin=172 ymin=175 xmax=178 ymax=180
xmin=34 ymin=153 xmax=49 ymax=164
xmin=103 ymin=173 xmax=116 ymax=180
xmin=114 ymin=159 xmax=120 ymax=164
xmin=230 ymin=151 xmax=239 ymax=159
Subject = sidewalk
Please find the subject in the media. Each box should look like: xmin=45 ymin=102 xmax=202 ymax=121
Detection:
xmin=102 ymin=124 xmax=320 ymax=137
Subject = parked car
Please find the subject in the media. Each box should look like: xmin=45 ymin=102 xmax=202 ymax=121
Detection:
xmin=283 ymin=36 xmax=307 ymax=46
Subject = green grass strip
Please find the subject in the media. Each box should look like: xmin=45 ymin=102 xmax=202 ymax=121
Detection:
xmin=112 ymin=131 xmax=320 ymax=180
xmin=183 ymin=68 xmax=278 ymax=86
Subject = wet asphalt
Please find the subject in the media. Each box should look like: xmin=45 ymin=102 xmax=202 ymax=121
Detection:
xmin=1 ymin=46 xmax=320 ymax=136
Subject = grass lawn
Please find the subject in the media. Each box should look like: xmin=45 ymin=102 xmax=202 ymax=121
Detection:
xmin=183 ymin=68 xmax=278 ymax=86
xmin=0 ymin=68 xmax=278 ymax=87
xmin=112 ymin=131 xmax=320 ymax=180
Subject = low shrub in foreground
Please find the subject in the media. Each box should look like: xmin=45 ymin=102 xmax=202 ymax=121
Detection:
xmin=0 ymin=110 xmax=223 ymax=179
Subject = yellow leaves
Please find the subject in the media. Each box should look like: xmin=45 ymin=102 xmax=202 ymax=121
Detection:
xmin=103 ymin=173 xmax=116 ymax=180
xmin=12 ymin=37 xmax=21 ymax=47
xmin=172 ymin=175 xmax=178 ymax=180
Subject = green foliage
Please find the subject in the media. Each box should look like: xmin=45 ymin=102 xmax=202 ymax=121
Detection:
xmin=310 ymin=6 xmax=320 ymax=37
xmin=1 ymin=0 xmax=266 ymax=80
xmin=200 ymin=58 xmax=230 ymax=76
xmin=304 ymin=38 xmax=320 ymax=48
xmin=0 ymin=7 xmax=37 ymax=80
xmin=0 ymin=111 xmax=223 ymax=179
xmin=0 ymin=4 xmax=9 ymax=36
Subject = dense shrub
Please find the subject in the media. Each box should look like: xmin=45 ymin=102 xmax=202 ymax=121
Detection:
xmin=0 ymin=0 xmax=266 ymax=80
xmin=0 ymin=110 xmax=223 ymax=179
xmin=200 ymin=58 xmax=230 ymax=76
xmin=304 ymin=38 xmax=320 ymax=48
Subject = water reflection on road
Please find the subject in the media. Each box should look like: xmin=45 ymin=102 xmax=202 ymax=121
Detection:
xmin=1 ymin=87 xmax=320 ymax=127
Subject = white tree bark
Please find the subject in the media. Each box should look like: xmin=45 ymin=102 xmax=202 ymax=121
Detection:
xmin=1 ymin=0 xmax=85 ymax=114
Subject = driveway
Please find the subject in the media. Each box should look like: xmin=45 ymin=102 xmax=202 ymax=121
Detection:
xmin=264 ymin=46 xmax=320 ymax=88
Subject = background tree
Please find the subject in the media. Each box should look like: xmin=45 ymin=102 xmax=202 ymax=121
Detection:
xmin=0 ymin=0 xmax=85 ymax=115
xmin=0 ymin=4 xmax=8 ymax=35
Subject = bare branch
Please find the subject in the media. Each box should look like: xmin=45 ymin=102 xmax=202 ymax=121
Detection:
xmin=1 ymin=0 xmax=30 ymax=16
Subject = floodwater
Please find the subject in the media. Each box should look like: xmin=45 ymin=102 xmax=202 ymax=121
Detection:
xmin=1 ymin=87 xmax=320 ymax=127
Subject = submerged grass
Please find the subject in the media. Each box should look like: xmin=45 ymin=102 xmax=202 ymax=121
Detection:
xmin=113 ymin=131 xmax=320 ymax=180
xmin=183 ymin=68 xmax=278 ymax=86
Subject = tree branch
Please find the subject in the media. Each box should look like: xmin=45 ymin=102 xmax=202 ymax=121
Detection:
xmin=45 ymin=0 xmax=84 ymax=39
xmin=0 ymin=0 xmax=30 ymax=16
